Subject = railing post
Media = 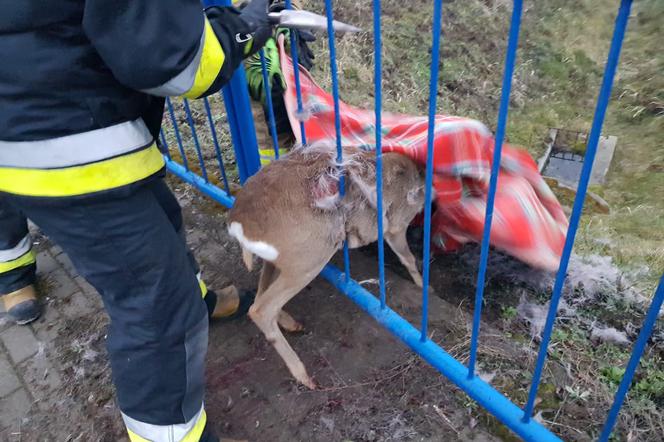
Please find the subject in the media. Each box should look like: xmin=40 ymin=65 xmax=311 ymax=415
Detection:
xmin=205 ymin=0 xmax=262 ymax=183
xmin=221 ymin=70 xmax=262 ymax=183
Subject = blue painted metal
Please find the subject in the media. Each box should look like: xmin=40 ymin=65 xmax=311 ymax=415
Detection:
xmin=159 ymin=128 xmax=171 ymax=160
xmin=599 ymin=275 xmax=664 ymax=442
xmin=522 ymin=0 xmax=633 ymax=421
xmin=202 ymin=97 xmax=231 ymax=191
xmin=420 ymin=0 xmax=444 ymax=342
xmin=183 ymin=99 xmax=209 ymax=182
xmin=320 ymin=263 xmax=562 ymax=442
xmin=165 ymin=160 xmax=235 ymax=209
xmin=468 ymin=0 xmax=523 ymax=379
xmin=220 ymin=68 xmax=262 ymax=183
xmin=259 ymin=49 xmax=281 ymax=159
xmin=324 ymin=0 xmax=351 ymax=281
xmin=157 ymin=1 xmax=648 ymax=440
xmin=285 ymin=0 xmax=307 ymax=145
xmin=166 ymin=97 xmax=189 ymax=170
xmin=373 ymin=0 xmax=387 ymax=309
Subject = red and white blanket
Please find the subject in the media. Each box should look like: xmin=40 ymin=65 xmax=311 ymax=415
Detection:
xmin=278 ymin=37 xmax=568 ymax=271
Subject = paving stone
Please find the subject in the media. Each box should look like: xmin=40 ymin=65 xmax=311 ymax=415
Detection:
xmin=74 ymin=276 xmax=97 ymax=296
xmin=35 ymin=251 xmax=60 ymax=276
xmin=74 ymin=276 xmax=104 ymax=311
xmin=30 ymin=302 xmax=64 ymax=344
xmin=0 ymin=353 xmax=21 ymax=398
xmin=46 ymin=269 xmax=78 ymax=300
xmin=49 ymin=244 xmax=63 ymax=257
xmin=1 ymin=326 xmax=40 ymax=364
xmin=60 ymin=291 xmax=96 ymax=319
xmin=0 ymin=313 xmax=13 ymax=333
xmin=55 ymin=252 xmax=78 ymax=278
xmin=0 ymin=388 xmax=32 ymax=432
xmin=19 ymin=354 xmax=62 ymax=402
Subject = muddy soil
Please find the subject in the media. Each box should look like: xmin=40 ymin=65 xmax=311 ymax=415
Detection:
xmin=10 ymin=183 xmax=539 ymax=442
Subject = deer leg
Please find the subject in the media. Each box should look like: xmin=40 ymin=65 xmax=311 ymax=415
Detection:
xmin=256 ymin=262 xmax=304 ymax=332
xmin=257 ymin=261 xmax=277 ymax=296
xmin=277 ymin=310 xmax=304 ymax=333
xmin=385 ymin=229 xmax=425 ymax=289
xmin=248 ymin=264 xmax=326 ymax=389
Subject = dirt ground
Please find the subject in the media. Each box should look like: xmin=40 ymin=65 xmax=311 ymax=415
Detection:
xmin=6 ymin=181 xmax=537 ymax=442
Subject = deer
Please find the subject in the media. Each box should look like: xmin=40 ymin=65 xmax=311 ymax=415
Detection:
xmin=228 ymin=143 xmax=426 ymax=389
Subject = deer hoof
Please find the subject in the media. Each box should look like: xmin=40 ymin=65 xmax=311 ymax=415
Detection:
xmin=300 ymin=375 xmax=317 ymax=390
xmin=278 ymin=312 xmax=305 ymax=333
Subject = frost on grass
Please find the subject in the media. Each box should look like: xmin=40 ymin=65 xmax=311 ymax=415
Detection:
xmin=461 ymin=248 xmax=648 ymax=308
xmin=517 ymin=295 xmax=549 ymax=338
xmin=590 ymin=324 xmax=630 ymax=346
xmin=461 ymin=248 xmax=650 ymax=341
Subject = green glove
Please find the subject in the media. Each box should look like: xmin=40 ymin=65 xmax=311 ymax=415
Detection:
xmin=246 ymin=37 xmax=286 ymax=105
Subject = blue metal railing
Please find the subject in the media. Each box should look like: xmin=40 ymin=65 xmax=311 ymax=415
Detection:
xmin=373 ymin=0 xmax=387 ymax=309
xmin=323 ymin=0 xmax=352 ymax=281
xmin=420 ymin=0 xmax=444 ymax=343
xmin=522 ymin=0 xmax=633 ymax=422
xmin=160 ymin=1 xmax=663 ymax=440
xmin=469 ymin=0 xmax=523 ymax=379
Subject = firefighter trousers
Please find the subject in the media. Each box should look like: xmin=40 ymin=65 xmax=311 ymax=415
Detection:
xmin=2 ymin=178 xmax=215 ymax=441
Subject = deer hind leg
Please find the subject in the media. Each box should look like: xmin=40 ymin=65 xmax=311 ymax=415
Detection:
xmin=248 ymin=263 xmax=327 ymax=389
xmin=257 ymin=261 xmax=277 ymax=296
xmin=385 ymin=229 xmax=425 ymax=288
xmin=256 ymin=261 xmax=304 ymax=333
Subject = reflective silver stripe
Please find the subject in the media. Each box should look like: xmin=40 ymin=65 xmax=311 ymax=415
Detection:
xmin=141 ymin=27 xmax=206 ymax=97
xmin=122 ymin=405 xmax=204 ymax=442
xmin=0 ymin=235 xmax=31 ymax=262
xmin=0 ymin=119 xmax=153 ymax=169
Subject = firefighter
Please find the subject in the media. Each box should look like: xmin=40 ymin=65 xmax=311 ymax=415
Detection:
xmin=245 ymin=0 xmax=317 ymax=164
xmin=0 ymin=0 xmax=272 ymax=440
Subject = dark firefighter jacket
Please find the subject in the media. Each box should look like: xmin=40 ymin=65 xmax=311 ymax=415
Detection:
xmin=0 ymin=0 xmax=250 ymax=198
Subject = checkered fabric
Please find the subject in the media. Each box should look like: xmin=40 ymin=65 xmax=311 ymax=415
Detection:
xmin=277 ymin=36 xmax=568 ymax=271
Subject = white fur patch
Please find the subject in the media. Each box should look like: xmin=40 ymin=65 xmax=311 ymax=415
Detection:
xmin=228 ymin=222 xmax=279 ymax=261
xmin=314 ymin=194 xmax=340 ymax=210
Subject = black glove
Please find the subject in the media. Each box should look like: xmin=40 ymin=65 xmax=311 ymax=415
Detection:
xmin=294 ymin=29 xmax=315 ymax=71
xmin=238 ymin=0 xmax=273 ymax=57
xmin=268 ymin=1 xmax=316 ymax=71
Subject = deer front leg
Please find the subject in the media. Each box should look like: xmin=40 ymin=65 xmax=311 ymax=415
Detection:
xmin=385 ymin=229 xmax=429 ymax=291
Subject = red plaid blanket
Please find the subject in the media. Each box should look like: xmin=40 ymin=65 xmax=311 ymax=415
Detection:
xmin=278 ymin=37 xmax=568 ymax=271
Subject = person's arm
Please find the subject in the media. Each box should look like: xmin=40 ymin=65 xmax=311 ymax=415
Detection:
xmin=82 ymin=0 xmax=270 ymax=99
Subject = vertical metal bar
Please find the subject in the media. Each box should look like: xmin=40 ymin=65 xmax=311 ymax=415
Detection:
xmin=468 ymin=0 xmax=523 ymax=379
xmin=183 ymin=99 xmax=209 ymax=182
xmin=523 ymin=0 xmax=633 ymax=421
xmin=166 ymin=97 xmax=189 ymax=170
xmin=220 ymin=68 xmax=262 ymax=183
xmin=321 ymin=263 xmax=562 ymax=442
xmin=260 ymin=49 xmax=282 ymax=159
xmin=420 ymin=0 xmax=444 ymax=342
xmin=160 ymin=128 xmax=171 ymax=160
xmin=203 ymin=97 xmax=231 ymax=191
xmin=324 ymin=0 xmax=351 ymax=282
xmin=285 ymin=0 xmax=307 ymax=145
xmin=599 ymin=275 xmax=664 ymax=442
xmin=373 ymin=0 xmax=387 ymax=309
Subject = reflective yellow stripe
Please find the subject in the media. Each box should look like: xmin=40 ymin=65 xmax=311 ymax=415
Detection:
xmin=126 ymin=429 xmax=150 ymax=442
xmin=259 ymin=148 xmax=289 ymax=165
xmin=0 ymin=250 xmax=36 ymax=273
xmin=199 ymin=278 xmax=208 ymax=298
xmin=126 ymin=410 xmax=207 ymax=442
xmin=0 ymin=144 xmax=165 ymax=197
xmin=184 ymin=20 xmax=225 ymax=99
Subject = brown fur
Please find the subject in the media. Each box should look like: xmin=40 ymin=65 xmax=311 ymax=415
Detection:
xmin=228 ymin=145 xmax=425 ymax=388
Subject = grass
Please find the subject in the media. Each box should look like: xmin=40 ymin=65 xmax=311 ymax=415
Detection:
xmin=162 ymin=0 xmax=662 ymax=439
xmin=304 ymin=0 xmax=663 ymax=293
